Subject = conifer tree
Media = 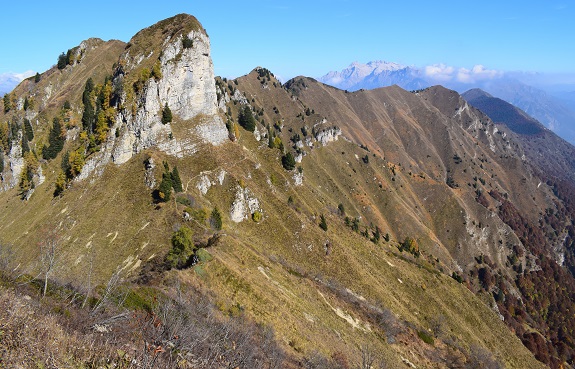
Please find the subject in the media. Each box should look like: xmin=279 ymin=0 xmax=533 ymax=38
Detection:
xmin=3 ymin=93 xmax=11 ymax=113
xmin=42 ymin=117 xmax=65 ymax=160
xmin=34 ymin=72 xmax=41 ymax=83
xmin=157 ymin=161 xmax=173 ymax=201
xmin=282 ymin=151 xmax=296 ymax=170
xmin=23 ymin=97 xmax=29 ymax=111
xmin=0 ymin=151 xmax=4 ymax=173
xmin=238 ymin=105 xmax=256 ymax=132
xmin=82 ymin=78 xmax=95 ymax=133
xmin=161 ymin=103 xmax=173 ymax=124
xmin=158 ymin=173 xmax=173 ymax=201
xmin=57 ymin=52 xmax=67 ymax=70
xmin=171 ymin=166 xmax=183 ymax=193
xmin=24 ymin=118 xmax=34 ymax=141
xmin=21 ymin=133 xmax=30 ymax=154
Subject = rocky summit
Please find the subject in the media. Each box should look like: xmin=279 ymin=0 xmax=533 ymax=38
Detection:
xmin=0 ymin=13 xmax=574 ymax=369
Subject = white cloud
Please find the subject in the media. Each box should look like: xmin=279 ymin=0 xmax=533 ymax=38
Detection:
xmin=456 ymin=65 xmax=503 ymax=83
xmin=424 ymin=64 xmax=503 ymax=84
xmin=424 ymin=64 xmax=455 ymax=82
xmin=0 ymin=70 xmax=35 ymax=94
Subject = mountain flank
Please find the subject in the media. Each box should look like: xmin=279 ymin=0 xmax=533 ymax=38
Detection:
xmin=463 ymin=88 xmax=575 ymax=183
xmin=1 ymin=13 xmax=575 ymax=368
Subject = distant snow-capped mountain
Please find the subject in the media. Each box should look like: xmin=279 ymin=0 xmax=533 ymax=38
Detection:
xmin=318 ymin=61 xmax=427 ymax=91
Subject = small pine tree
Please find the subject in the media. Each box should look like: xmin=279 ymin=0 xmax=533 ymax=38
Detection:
xmin=65 ymin=49 xmax=73 ymax=66
xmin=161 ymin=103 xmax=173 ymax=124
xmin=238 ymin=105 xmax=256 ymax=132
xmin=282 ymin=152 xmax=296 ymax=171
xmin=24 ymin=118 xmax=34 ymax=141
xmin=34 ymin=72 xmax=41 ymax=83
xmin=171 ymin=166 xmax=183 ymax=193
xmin=81 ymin=78 xmax=95 ymax=133
xmin=23 ymin=97 xmax=29 ymax=111
xmin=371 ymin=227 xmax=381 ymax=244
xmin=0 ymin=151 xmax=4 ymax=173
xmin=338 ymin=203 xmax=345 ymax=216
xmin=42 ymin=117 xmax=65 ymax=160
xmin=158 ymin=171 xmax=173 ymax=201
xmin=319 ymin=214 xmax=328 ymax=231
xmin=21 ymin=134 xmax=30 ymax=154
xmin=57 ymin=52 xmax=67 ymax=70
xmin=3 ymin=93 xmax=11 ymax=113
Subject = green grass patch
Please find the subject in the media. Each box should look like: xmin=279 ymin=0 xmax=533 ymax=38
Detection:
xmin=417 ymin=330 xmax=435 ymax=345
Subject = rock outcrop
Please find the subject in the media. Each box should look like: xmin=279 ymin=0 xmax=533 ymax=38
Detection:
xmin=78 ymin=14 xmax=229 ymax=178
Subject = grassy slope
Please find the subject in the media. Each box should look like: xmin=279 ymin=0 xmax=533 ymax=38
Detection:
xmin=0 ymin=30 xmax=548 ymax=369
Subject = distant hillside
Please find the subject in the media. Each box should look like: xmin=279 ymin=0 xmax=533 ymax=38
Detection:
xmin=463 ymin=88 xmax=575 ymax=183
xmin=462 ymin=88 xmax=544 ymax=136
xmin=319 ymin=61 xmax=575 ymax=145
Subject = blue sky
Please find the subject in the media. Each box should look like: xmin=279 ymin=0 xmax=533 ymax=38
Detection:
xmin=1 ymin=1 xmax=574 ymax=88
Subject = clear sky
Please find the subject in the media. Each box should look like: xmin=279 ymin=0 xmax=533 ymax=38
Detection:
xmin=0 ymin=0 xmax=573 ymax=84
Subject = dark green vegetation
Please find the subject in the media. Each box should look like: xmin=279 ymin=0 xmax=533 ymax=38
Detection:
xmin=1 ymin=13 xmax=573 ymax=369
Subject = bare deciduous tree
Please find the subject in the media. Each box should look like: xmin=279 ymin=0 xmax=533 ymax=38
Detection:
xmin=39 ymin=228 xmax=61 ymax=297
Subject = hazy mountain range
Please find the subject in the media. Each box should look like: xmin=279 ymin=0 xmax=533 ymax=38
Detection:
xmin=319 ymin=61 xmax=575 ymax=145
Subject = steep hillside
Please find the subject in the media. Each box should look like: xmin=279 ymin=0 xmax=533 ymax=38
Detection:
xmin=463 ymin=88 xmax=575 ymax=183
xmin=462 ymin=88 xmax=545 ymax=136
xmin=0 ymin=13 xmax=573 ymax=368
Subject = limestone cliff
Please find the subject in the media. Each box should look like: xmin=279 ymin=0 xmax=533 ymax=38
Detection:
xmin=85 ymin=14 xmax=229 ymax=175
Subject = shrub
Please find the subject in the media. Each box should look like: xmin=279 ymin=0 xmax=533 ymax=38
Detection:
xmin=418 ymin=330 xmax=434 ymax=345
xmin=319 ymin=214 xmax=327 ymax=231
xmin=34 ymin=72 xmax=41 ymax=83
xmin=399 ymin=237 xmax=419 ymax=257
xmin=151 ymin=60 xmax=162 ymax=80
xmin=252 ymin=210 xmax=262 ymax=222
xmin=191 ymin=207 xmax=208 ymax=223
xmin=165 ymin=226 xmax=195 ymax=269
xmin=182 ymin=36 xmax=193 ymax=49
xmin=451 ymin=272 xmax=464 ymax=283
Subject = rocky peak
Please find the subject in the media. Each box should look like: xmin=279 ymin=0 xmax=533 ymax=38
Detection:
xmin=104 ymin=14 xmax=228 ymax=166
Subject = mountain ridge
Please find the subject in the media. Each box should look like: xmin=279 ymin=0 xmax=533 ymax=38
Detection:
xmin=319 ymin=61 xmax=575 ymax=145
xmin=1 ymin=13 xmax=574 ymax=368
